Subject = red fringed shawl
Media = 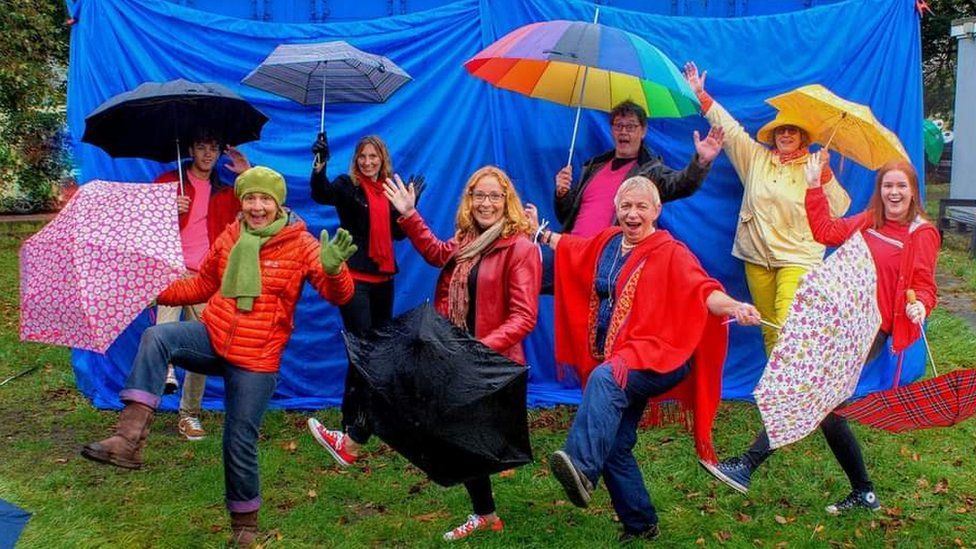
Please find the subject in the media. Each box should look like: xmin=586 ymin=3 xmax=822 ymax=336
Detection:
xmin=554 ymin=227 xmax=729 ymax=463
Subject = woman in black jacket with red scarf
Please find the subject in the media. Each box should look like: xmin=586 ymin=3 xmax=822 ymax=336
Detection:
xmin=305 ymin=134 xmax=419 ymax=465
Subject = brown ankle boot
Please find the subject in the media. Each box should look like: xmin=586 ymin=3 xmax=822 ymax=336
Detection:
xmin=81 ymin=402 xmax=154 ymax=469
xmin=228 ymin=510 xmax=259 ymax=547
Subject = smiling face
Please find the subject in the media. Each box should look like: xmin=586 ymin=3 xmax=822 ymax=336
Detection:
xmin=615 ymin=183 xmax=661 ymax=244
xmin=773 ymin=125 xmax=804 ymax=154
xmin=468 ymin=175 xmax=506 ymax=230
xmin=241 ymin=191 xmax=279 ymax=229
xmin=611 ymin=113 xmax=647 ymax=159
xmin=356 ymin=143 xmax=382 ymax=180
xmin=880 ymin=169 xmax=913 ymax=222
xmin=189 ymin=140 xmax=219 ymax=175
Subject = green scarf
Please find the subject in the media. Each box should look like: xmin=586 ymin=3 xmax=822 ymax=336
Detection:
xmin=221 ymin=215 xmax=288 ymax=311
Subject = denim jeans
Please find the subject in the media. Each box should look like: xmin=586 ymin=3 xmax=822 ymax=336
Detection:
xmin=155 ymin=301 xmax=208 ymax=416
xmin=563 ymin=363 xmax=690 ymax=533
xmin=120 ymin=321 xmax=277 ymax=513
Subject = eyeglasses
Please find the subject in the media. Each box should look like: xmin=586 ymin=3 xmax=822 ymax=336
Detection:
xmin=470 ymin=191 xmax=506 ymax=204
xmin=612 ymin=123 xmax=641 ymax=133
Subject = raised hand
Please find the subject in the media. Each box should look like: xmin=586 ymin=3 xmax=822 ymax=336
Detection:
xmin=224 ymin=146 xmax=252 ymax=175
xmin=524 ymin=203 xmax=540 ymax=232
xmin=408 ymin=174 xmax=427 ymax=204
xmin=383 ymin=174 xmax=417 ymax=216
xmin=804 ymin=152 xmax=823 ymax=188
xmin=320 ymin=228 xmax=357 ymax=275
xmin=694 ymin=126 xmax=725 ymax=165
xmin=683 ymin=61 xmax=706 ymax=95
xmin=312 ymin=132 xmax=330 ymax=170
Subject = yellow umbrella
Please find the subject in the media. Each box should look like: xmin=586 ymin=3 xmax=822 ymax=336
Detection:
xmin=765 ymin=84 xmax=909 ymax=170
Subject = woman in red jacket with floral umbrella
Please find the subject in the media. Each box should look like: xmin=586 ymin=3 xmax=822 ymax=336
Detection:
xmin=702 ymin=158 xmax=940 ymax=516
xmin=384 ymin=165 xmax=541 ymax=542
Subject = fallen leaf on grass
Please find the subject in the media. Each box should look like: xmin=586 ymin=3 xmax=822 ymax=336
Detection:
xmin=499 ymin=469 xmax=516 ymax=478
xmin=917 ymin=478 xmax=930 ymax=489
xmin=54 ymin=458 xmax=67 ymax=464
xmin=281 ymin=440 xmax=297 ymax=453
xmin=713 ymin=530 xmax=732 ymax=542
xmin=413 ymin=511 xmax=448 ymax=523
xmin=307 ymin=490 xmax=317 ymax=499
xmin=209 ymin=524 xmax=223 ymax=533
xmin=884 ymin=507 xmax=902 ymax=517
xmin=934 ymin=478 xmax=950 ymax=494
xmin=954 ymin=507 xmax=969 ymax=514
xmin=736 ymin=512 xmax=752 ymax=523
xmin=774 ymin=515 xmax=789 ymax=525
xmin=695 ymin=537 xmax=705 ymax=545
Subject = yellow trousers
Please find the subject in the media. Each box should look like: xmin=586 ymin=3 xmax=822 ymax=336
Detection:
xmin=743 ymin=263 xmax=808 ymax=356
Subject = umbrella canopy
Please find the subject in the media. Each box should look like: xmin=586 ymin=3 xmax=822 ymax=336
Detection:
xmin=0 ymin=499 xmax=31 ymax=548
xmin=837 ymin=369 xmax=976 ymax=432
xmin=81 ymin=79 xmax=268 ymax=163
xmin=345 ymin=303 xmax=532 ymax=487
xmin=765 ymin=84 xmax=908 ymax=170
xmin=242 ymin=41 xmax=411 ymax=105
xmin=754 ymin=232 xmax=882 ymax=449
xmin=464 ymin=20 xmax=699 ymax=117
xmin=923 ymin=119 xmax=945 ymax=166
xmin=20 ymin=181 xmax=185 ymax=353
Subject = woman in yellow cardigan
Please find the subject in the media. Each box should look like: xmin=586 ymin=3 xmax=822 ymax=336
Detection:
xmin=684 ymin=62 xmax=851 ymax=354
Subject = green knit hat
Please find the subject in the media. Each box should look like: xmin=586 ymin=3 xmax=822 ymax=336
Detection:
xmin=235 ymin=166 xmax=287 ymax=206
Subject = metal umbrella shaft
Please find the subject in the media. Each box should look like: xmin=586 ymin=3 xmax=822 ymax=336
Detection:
xmin=566 ymin=8 xmax=600 ymax=167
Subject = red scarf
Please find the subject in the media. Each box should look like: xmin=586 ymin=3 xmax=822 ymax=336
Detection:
xmin=554 ymin=228 xmax=728 ymax=463
xmin=772 ymin=147 xmax=808 ymax=164
xmin=358 ymin=175 xmax=395 ymax=273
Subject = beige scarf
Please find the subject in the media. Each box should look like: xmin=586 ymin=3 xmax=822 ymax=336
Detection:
xmin=447 ymin=220 xmax=505 ymax=330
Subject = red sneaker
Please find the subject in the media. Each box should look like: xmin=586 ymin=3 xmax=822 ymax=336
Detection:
xmin=307 ymin=417 xmax=357 ymax=467
xmin=442 ymin=514 xmax=504 ymax=541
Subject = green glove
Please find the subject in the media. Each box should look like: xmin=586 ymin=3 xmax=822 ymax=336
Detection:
xmin=320 ymin=228 xmax=357 ymax=275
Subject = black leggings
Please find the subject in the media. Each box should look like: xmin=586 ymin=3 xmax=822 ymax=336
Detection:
xmin=338 ymin=279 xmax=394 ymax=444
xmin=464 ymin=476 xmax=495 ymax=516
xmin=743 ymin=331 xmax=889 ymax=492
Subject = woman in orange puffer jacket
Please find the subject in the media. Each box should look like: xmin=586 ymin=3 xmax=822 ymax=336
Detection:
xmin=81 ymin=167 xmax=356 ymax=546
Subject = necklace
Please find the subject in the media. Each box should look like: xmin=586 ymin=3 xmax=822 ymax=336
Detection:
xmin=606 ymin=240 xmax=630 ymax=311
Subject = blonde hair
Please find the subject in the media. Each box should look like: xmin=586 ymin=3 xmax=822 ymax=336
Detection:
xmin=454 ymin=166 xmax=532 ymax=240
xmin=348 ymin=135 xmax=393 ymax=182
xmin=614 ymin=176 xmax=661 ymax=207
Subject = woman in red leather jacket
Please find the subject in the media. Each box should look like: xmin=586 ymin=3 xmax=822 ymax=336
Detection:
xmin=384 ymin=165 xmax=541 ymax=542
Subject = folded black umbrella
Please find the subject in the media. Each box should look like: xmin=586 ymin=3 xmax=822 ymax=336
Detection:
xmin=345 ymin=303 xmax=532 ymax=487
xmin=82 ymin=79 xmax=268 ymax=162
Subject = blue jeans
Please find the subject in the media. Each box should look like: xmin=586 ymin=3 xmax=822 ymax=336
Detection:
xmin=120 ymin=321 xmax=277 ymax=513
xmin=563 ymin=363 xmax=690 ymax=533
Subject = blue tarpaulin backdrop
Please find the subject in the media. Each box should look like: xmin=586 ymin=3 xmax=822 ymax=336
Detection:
xmin=64 ymin=0 xmax=926 ymax=410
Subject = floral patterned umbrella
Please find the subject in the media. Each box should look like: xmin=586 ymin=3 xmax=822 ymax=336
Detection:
xmin=20 ymin=181 xmax=185 ymax=353
xmin=754 ymin=233 xmax=882 ymax=449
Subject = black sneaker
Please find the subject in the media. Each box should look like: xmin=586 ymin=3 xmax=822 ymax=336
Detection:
xmin=619 ymin=524 xmax=659 ymax=545
xmin=699 ymin=457 xmax=752 ymax=494
xmin=550 ymin=450 xmax=593 ymax=508
xmin=825 ymin=489 xmax=881 ymax=515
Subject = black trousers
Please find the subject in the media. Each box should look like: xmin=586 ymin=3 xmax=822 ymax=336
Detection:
xmin=464 ymin=476 xmax=496 ymax=516
xmin=742 ymin=331 xmax=889 ymax=493
xmin=338 ymin=279 xmax=394 ymax=444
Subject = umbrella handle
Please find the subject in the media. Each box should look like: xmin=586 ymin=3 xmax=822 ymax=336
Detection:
xmin=176 ymin=140 xmax=185 ymax=195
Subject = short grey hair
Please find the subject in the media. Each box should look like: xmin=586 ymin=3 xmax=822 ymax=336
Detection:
xmin=613 ymin=176 xmax=661 ymax=208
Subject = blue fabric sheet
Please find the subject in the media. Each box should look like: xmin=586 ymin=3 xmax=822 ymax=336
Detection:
xmin=0 ymin=499 xmax=31 ymax=549
xmin=64 ymin=0 xmax=926 ymax=410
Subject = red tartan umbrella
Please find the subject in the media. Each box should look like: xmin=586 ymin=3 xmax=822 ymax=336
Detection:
xmin=837 ymin=369 xmax=976 ymax=432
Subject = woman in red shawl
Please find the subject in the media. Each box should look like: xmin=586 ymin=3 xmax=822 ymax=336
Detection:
xmin=305 ymin=135 xmax=422 ymax=466
xmin=531 ymin=176 xmax=760 ymax=543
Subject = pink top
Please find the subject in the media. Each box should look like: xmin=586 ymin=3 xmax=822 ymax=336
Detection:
xmin=570 ymin=159 xmax=636 ymax=237
xmin=864 ymin=220 xmax=909 ymax=335
xmin=180 ymin=172 xmax=211 ymax=271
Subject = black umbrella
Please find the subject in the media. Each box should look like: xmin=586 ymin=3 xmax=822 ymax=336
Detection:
xmin=345 ymin=303 xmax=532 ymax=487
xmin=81 ymin=79 xmax=268 ymax=175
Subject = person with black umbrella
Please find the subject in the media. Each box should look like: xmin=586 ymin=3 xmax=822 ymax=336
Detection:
xmin=154 ymin=127 xmax=253 ymax=442
xmin=383 ymin=165 xmax=541 ymax=541
xmin=306 ymin=134 xmax=423 ymax=466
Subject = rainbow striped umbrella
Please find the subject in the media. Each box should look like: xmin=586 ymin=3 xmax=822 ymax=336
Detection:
xmin=464 ymin=19 xmax=698 ymax=163
xmin=464 ymin=20 xmax=698 ymax=116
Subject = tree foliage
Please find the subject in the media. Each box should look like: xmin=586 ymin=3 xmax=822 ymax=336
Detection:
xmin=921 ymin=0 xmax=976 ymax=121
xmin=0 ymin=1 xmax=71 ymax=212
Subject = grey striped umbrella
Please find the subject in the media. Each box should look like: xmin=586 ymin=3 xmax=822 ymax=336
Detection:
xmin=242 ymin=41 xmax=412 ymax=133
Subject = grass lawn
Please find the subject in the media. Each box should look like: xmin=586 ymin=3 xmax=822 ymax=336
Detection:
xmin=1 ymin=220 xmax=975 ymax=548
